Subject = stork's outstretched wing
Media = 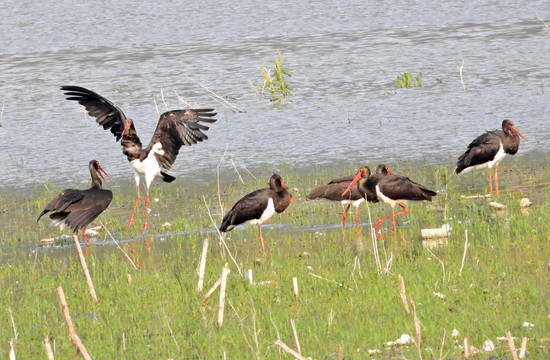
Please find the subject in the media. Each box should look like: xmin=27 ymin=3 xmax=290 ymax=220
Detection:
xmin=145 ymin=109 xmax=217 ymax=169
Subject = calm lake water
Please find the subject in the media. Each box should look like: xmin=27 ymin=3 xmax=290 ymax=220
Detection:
xmin=1 ymin=1 xmax=550 ymax=188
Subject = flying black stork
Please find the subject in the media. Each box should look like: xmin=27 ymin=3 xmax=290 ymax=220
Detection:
xmin=37 ymin=160 xmax=112 ymax=244
xmin=306 ymin=164 xmax=391 ymax=228
xmin=456 ymin=119 xmax=527 ymax=195
xmin=343 ymin=166 xmax=437 ymax=234
xmin=60 ymin=85 xmax=217 ymax=231
xmin=219 ymin=174 xmax=296 ymax=255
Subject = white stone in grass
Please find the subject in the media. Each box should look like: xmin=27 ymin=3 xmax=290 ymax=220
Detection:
xmin=451 ymin=329 xmax=460 ymax=338
xmin=386 ymin=334 xmax=413 ymax=346
xmin=482 ymin=339 xmax=495 ymax=352
xmin=522 ymin=321 xmax=534 ymax=328
xmin=84 ymin=228 xmax=99 ymax=237
xmin=153 ymin=198 xmax=160 ymax=202
xmin=433 ymin=291 xmax=446 ymax=299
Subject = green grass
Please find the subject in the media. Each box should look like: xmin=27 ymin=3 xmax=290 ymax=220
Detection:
xmin=0 ymin=159 xmax=548 ymax=359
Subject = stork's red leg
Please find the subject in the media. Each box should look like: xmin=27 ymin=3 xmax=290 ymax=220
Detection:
xmin=82 ymin=230 xmax=92 ymax=245
xmin=127 ymin=184 xmax=140 ymax=228
xmin=141 ymin=187 xmax=150 ymax=232
xmin=494 ymin=163 xmax=499 ymax=195
xmin=259 ymin=224 xmax=265 ymax=256
xmin=354 ymin=205 xmax=359 ymax=228
xmin=342 ymin=204 xmax=351 ymax=227
xmin=488 ymin=168 xmax=493 ymax=195
xmin=391 ymin=205 xmax=409 ymax=234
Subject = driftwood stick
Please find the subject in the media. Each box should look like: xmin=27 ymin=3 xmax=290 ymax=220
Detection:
xmin=519 ymin=337 xmax=528 ymax=359
xmin=44 ymin=336 xmax=55 ymax=360
xmin=507 ymin=331 xmax=519 ymax=360
xmin=292 ymin=277 xmax=299 ymax=298
xmin=73 ymin=235 xmax=98 ymax=302
xmin=464 ymin=337 xmax=469 ymax=359
xmin=197 ymin=238 xmax=209 ymax=292
xmin=338 ymin=345 xmax=344 ymax=360
xmin=218 ymin=263 xmax=230 ymax=327
xmin=202 ymin=276 xmax=223 ymax=301
xmin=398 ymin=274 xmax=410 ymax=314
xmin=57 ymin=286 xmax=92 ymax=360
xmin=274 ymin=340 xmax=309 ymax=360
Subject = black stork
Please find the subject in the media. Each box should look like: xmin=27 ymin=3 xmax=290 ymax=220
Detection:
xmin=456 ymin=119 xmax=527 ymax=195
xmin=342 ymin=166 xmax=437 ymax=233
xmin=219 ymin=174 xmax=296 ymax=255
xmin=37 ymin=160 xmax=113 ymax=244
xmin=306 ymin=164 xmax=391 ymax=228
xmin=60 ymin=85 xmax=217 ymax=231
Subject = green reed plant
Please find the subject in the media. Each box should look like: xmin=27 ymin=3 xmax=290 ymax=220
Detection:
xmin=397 ymin=72 xmax=422 ymax=88
xmin=257 ymin=49 xmax=294 ymax=104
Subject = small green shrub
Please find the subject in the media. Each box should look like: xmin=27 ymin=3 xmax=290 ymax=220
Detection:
xmin=256 ymin=49 xmax=294 ymax=104
xmin=397 ymin=72 xmax=422 ymax=88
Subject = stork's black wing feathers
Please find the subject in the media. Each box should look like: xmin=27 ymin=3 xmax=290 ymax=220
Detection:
xmin=145 ymin=109 xmax=217 ymax=170
xmin=60 ymin=85 xmax=138 ymax=143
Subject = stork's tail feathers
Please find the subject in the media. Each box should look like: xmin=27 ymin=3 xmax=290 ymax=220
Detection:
xmin=161 ymin=172 xmax=176 ymax=183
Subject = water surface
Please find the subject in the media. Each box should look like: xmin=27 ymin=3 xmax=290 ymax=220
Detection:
xmin=1 ymin=1 xmax=549 ymax=188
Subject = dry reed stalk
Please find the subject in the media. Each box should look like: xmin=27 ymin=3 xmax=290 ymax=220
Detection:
xmin=292 ymin=277 xmax=299 ymax=298
xmin=9 ymin=339 xmax=15 ymax=360
xmin=460 ymin=60 xmax=467 ymax=92
xmin=122 ymin=332 xmax=126 ymax=352
xmin=73 ymin=235 xmax=98 ymax=302
xmin=44 ymin=336 xmax=54 ymax=360
xmin=100 ymin=221 xmax=139 ymax=270
xmin=164 ymin=315 xmax=181 ymax=352
xmin=507 ymin=331 xmax=519 ymax=360
xmin=464 ymin=337 xmax=469 ymax=359
xmin=57 ymin=286 xmax=92 ymax=360
xmin=290 ymin=319 xmax=301 ymax=355
xmin=127 ymin=274 xmax=132 ymax=284
xmin=274 ymin=340 xmax=309 ymax=360
xmin=7 ymin=308 xmax=18 ymax=340
xmin=202 ymin=276 xmax=223 ymax=301
xmin=187 ymin=76 xmax=246 ymax=113
xmin=338 ymin=345 xmax=344 ymax=360
xmin=218 ymin=263 xmax=230 ymax=327
xmin=230 ymin=159 xmax=245 ymax=184
xmin=519 ymin=337 xmax=527 ymax=359
xmin=459 ymin=230 xmax=470 ymax=276
xmin=197 ymin=238 xmax=209 ymax=292
xmin=398 ymin=274 xmax=410 ymax=314
xmin=202 ymin=195 xmax=243 ymax=277
xmin=411 ymin=300 xmax=422 ymax=359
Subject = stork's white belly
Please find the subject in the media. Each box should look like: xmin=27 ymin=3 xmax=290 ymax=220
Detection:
xmin=340 ymin=197 xmax=365 ymax=208
xmin=460 ymin=143 xmax=506 ymax=173
xmin=247 ymin=198 xmax=275 ymax=225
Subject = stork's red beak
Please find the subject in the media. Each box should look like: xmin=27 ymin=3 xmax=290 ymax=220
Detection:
xmin=291 ymin=195 xmax=297 ymax=203
xmin=510 ymin=125 xmax=527 ymax=141
xmin=342 ymin=169 xmax=363 ymax=196
xmin=121 ymin=119 xmax=132 ymax=137
xmin=386 ymin=166 xmax=393 ymax=175
xmin=96 ymin=163 xmax=110 ymax=183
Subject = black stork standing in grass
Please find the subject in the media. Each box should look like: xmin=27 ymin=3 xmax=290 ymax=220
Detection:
xmin=219 ymin=174 xmax=296 ymax=256
xmin=60 ymin=85 xmax=217 ymax=231
xmin=37 ymin=160 xmax=113 ymax=244
xmin=456 ymin=119 xmax=527 ymax=195
xmin=306 ymin=164 xmax=391 ymax=228
xmin=342 ymin=166 xmax=437 ymax=234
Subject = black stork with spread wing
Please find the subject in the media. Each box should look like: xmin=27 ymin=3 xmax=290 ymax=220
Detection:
xmin=306 ymin=164 xmax=391 ymax=228
xmin=219 ymin=174 xmax=296 ymax=256
xmin=343 ymin=166 xmax=436 ymax=234
xmin=37 ymin=160 xmax=112 ymax=244
xmin=456 ymin=119 xmax=527 ymax=195
xmin=60 ymin=85 xmax=217 ymax=231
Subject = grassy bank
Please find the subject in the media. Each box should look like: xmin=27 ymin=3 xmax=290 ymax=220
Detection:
xmin=0 ymin=158 xmax=548 ymax=359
